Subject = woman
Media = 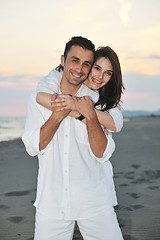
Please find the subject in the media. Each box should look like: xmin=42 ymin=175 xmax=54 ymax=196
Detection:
xmin=36 ymin=46 xmax=125 ymax=133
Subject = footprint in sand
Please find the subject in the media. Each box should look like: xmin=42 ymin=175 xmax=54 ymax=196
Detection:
xmin=117 ymin=205 xmax=144 ymax=211
xmin=119 ymin=183 xmax=128 ymax=187
xmin=127 ymin=205 xmax=144 ymax=211
xmin=131 ymin=170 xmax=160 ymax=184
xmin=119 ymin=222 xmax=125 ymax=228
xmin=131 ymin=164 xmax=141 ymax=169
xmin=123 ymin=234 xmax=138 ymax=240
xmin=0 ymin=204 xmax=10 ymax=210
xmin=147 ymin=185 xmax=159 ymax=190
xmin=131 ymin=178 xmax=148 ymax=184
xmin=144 ymin=170 xmax=160 ymax=180
xmin=5 ymin=190 xmax=32 ymax=197
xmin=124 ymin=171 xmax=135 ymax=180
xmin=114 ymin=172 xmax=124 ymax=179
xmin=126 ymin=193 xmax=142 ymax=199
xmin=7 ymin=216 xmax=26 ymax=223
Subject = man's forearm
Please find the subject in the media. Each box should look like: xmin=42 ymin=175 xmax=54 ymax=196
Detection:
xmin=39 ymin=112 xmax=63 ymax=151
xmin=39 ymin=94 xmax=72 ymax=151
xmin=86 ymin=111 xmax=108 ymax=158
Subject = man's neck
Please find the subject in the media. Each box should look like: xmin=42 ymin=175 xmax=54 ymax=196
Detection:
xmin=60 ymin=78 xmax=82 ymax=96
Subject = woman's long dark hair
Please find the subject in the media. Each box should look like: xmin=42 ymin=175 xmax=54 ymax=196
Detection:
xmin=94 ymin=46 xmax=125 ymax=111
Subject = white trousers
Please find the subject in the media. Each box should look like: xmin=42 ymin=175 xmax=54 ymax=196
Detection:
xmin=34 ymin=208 xmax=124 ymax=240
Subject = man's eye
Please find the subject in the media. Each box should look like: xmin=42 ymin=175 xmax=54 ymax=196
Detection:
xmin=84 ymin=63 xmax=90 ymax=67
xmin=73 ymin=60 xmax=78 ymax=62
xmin=94 ymin=66 xmax=100 ymax=70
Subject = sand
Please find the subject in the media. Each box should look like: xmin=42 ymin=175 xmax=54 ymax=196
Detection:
xmin=0 ymin=116 xmax=160 ymax=240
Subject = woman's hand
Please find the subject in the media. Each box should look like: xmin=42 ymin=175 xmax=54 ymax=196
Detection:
xmin=51 ymin=94 xmax=76 ymax=111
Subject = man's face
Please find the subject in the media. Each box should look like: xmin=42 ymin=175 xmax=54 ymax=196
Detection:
xmin=61 ymin=45 xmax=94 ymax=87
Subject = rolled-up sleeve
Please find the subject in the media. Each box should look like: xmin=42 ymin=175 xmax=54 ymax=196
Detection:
xmin=22 ymin=92 xmax=47 ymax=157
xmin=88 ymin=133 xmax=115 ymax=163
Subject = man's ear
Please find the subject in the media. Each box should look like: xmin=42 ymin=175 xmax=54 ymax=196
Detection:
xmin=61 ymin=55 xmax=65 ymax=66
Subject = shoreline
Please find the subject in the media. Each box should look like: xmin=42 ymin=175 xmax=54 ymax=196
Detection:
xmin=0 ymin=116 xmax=160 ymax=239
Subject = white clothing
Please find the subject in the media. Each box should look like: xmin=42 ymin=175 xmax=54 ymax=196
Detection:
xmin=108 ymin=108 xmax=123 ymax=133
xmin=22 ymin=84 xmax=117 ymax=220
xmin=34 ymin=208 xmax=124 ymax=240
xmin=36 ymin=69 xmax=62 ymax=94
xmin=37 ymin=69 xmax=123 ymax=132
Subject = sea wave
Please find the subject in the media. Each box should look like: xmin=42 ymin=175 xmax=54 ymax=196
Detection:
xmin=0 ymin=110 xmax=159 ymax=142
xmin=0 ymin=116 xmax=25 ymax=142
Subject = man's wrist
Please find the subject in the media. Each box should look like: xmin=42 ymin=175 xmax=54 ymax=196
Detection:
xmin=85 ymin=111 xmax=97 ymax=121
xmin=76 ymin=114 xmax=85 ymax=121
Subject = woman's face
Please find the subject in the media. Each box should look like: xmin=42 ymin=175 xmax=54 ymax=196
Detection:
xmin=86 ymin=57 xmax=113 ymax=90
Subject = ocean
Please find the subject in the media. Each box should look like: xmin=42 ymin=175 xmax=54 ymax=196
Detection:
xmin=0 ymin=110 xmax=159 ymax=142
xmin=0 ymin=116 xmax=25 ymax=142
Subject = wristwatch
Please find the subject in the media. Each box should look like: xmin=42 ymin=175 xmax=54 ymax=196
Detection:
xmin=77 ymin=114 xmax=85 ymax=121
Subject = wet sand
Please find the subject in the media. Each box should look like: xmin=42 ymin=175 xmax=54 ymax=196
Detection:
xmin=0 ymin=116 xmax=160 ymax=240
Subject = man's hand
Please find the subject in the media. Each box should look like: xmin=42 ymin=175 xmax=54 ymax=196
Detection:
xmin=73 ymin=96 xmax=95 ymax=120
xmin=73 ymin=96 xmax=108 ymax=158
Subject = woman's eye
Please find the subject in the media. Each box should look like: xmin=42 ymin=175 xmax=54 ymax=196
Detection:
xmin=106 ymin=71 xmax=112 ymax=76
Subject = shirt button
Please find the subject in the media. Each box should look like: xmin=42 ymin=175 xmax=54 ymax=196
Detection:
xmin=65 ymin=134 xmax=68 ymax=137
xmin=65 ymin=188 xmax=68 ymax=191
xmin=61 ymin=211 xmax=65 ymax=215
xmin=65 ymin=152 xmax=67 ymax=155
xmin=65 ymin=170 xmax=68 ymax=173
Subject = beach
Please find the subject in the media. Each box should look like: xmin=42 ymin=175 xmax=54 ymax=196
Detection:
xmin=0 ymin=116 xmax=160 ymax=240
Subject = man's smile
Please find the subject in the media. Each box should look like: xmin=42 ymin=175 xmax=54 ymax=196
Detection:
xmin=71 ymin=72 xmax=84 ymax=79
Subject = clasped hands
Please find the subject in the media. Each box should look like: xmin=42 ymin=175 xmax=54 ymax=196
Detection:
xmin=51 ymin=94 xmax=95 ymax=120
xmin=51 ymin=94 xmax=108 ymax=134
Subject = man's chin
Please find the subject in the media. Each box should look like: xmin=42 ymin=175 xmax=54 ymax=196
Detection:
xmin=70 ymin=79 xmax=85 ymax=86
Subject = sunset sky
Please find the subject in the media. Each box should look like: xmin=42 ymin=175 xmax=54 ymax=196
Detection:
xmin=0 ymin=0 xmax=160 ymax=116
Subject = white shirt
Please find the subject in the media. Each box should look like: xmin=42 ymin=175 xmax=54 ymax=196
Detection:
xmin=37 ymin=69 xmax=123 ymax=132
xmin=22 ymin=84 xmax=117 ymax=220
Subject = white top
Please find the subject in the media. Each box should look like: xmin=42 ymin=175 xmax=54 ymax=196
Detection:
xmin=37 ymin=69 xmax=123 ymax=132
xmin=22 ymin=84 xmax=117 ymax=220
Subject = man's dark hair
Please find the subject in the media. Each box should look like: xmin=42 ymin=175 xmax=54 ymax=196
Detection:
xmin=64 ymin=36 xmax=95 ymax=60
xmin=56 ymin=36 xmax=95 ymax=71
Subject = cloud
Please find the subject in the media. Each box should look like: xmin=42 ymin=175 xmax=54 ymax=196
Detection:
xmin=149 ymin=55 xmax=160 ymax=59
xmin=121 ymin=73 xmax=160 ymax=111
xmin=122 ymin=92 xmax=152 ymax=100
xmin=122 ymin=91 xmax=160 ymax=111
xmin=0 ymin=73 xmax=41 ymax=90
xmin=119 ymin=0 xmax=132 ymax=24
xmin=0 ymin=72 xmax=160 ymax=115
xmin=123 ymin=73 xmax=160 ymax=93
xmin=124 ymin=54 xmax=160 ymax=60
xmin=0 ymin=73 xmax=42 ymax=116
xmin=120 ymin=55 xmax=160 ymax=75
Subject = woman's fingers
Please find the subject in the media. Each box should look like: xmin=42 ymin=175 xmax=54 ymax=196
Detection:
xmin=51 ymin=102 xmax=66 ymax=107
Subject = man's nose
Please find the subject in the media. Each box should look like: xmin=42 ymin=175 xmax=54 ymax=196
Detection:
xmin=75 ymin=64 xmax=83 ymax=73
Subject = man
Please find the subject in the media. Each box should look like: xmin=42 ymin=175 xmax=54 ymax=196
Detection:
xmin=22 ymin=36 xmax=123 ymax=240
